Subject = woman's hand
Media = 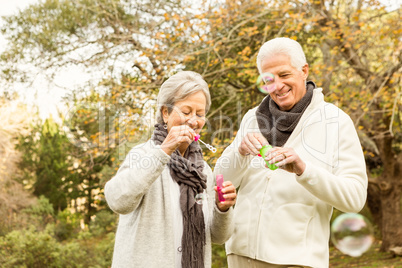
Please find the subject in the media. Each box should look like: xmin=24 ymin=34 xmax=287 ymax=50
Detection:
xmin=161 ymin=125 xmax=196 ymax=155
xmin=215 ymin=181 xmax=237 ymax=212
xmin=264 ymin=147 xmax=306 ymax=175
xmin=239 ymin=133 xmax=268 ymax=156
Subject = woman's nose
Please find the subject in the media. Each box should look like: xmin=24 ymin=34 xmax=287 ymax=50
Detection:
xmin=186 ymin=116 xmax=198 ymax=128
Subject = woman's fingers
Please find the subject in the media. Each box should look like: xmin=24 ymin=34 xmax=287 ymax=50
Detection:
xmin=215 ymin=181 xmax=237 ymax=212
xmin=161 ymin=125 xmax=197 ymax=155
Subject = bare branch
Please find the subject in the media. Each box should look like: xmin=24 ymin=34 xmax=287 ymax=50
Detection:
xmin=389 ymin=92 xmax=402 ymax=137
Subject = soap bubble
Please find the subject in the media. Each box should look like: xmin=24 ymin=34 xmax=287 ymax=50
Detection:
xmin=256 ymin=72 xmax=275 ymax=94
xmin=195 ymin=193 xmax=205 ymax=205
xmin=331 ymin=213 xmax=374 ymax=257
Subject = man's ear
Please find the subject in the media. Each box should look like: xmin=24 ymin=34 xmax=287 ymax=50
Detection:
xmin=302 ymin=63 xmax=309 ymax=79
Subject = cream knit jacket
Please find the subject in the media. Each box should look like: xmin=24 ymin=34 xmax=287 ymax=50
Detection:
xmin=214 ymin=88 xmax=368 ymax=268
xmin=105 ymin=140 xmax=234 ymax=268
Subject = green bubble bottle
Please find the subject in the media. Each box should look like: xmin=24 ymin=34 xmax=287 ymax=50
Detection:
xmin=259 ymin=144 xmax=278 ymax=170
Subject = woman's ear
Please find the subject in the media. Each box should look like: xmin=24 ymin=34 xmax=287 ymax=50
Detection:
xmin=161 ymin=106 xmax=169 ymax=123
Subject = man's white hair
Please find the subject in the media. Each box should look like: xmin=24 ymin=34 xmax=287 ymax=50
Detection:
xmin=256 ymin=37 xmax=307 ymax=73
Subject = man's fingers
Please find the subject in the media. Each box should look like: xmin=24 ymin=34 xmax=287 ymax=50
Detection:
xmin=254 ymin=133 xmax=268 ymax=147
xmin=247 ymin=134 xmax=264 ymax=151
xmin=244 ymin=137 xmax=260 ymax=155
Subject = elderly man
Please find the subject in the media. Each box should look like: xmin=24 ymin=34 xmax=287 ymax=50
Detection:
xmin=214 ymin=37 xmax=368 ymax=268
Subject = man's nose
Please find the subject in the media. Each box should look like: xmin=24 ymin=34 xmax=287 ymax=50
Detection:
xmin=272 ymin=79 xmax=284 ymax=92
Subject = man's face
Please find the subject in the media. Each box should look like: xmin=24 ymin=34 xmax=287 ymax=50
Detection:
xmin=261 ymin=54 xmax=309 ymax=111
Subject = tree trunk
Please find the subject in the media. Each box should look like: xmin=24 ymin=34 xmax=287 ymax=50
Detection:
xmin=368 ymin=136 xmax=402 ymax=251
xmin=380 ymin=175 xmax=402 ymax=251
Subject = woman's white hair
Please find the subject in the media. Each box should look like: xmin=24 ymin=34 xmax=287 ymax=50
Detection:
xmin=155 ymin=71 xmax=211 ymax=124
xmin=256 ymin=37 xmax=307 ymax=73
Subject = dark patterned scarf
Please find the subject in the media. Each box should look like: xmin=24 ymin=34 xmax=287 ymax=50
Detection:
xmin=152 ymin=123 xmax=207 ymax=268
xmin=256 ymin=81 xmax=316 ymax=147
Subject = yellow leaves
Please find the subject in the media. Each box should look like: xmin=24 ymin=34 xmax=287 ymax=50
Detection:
xmin=239 ymin=46 xmax=251 ymax=57
xmin=208 ymin=58 xmax=220 ymax=67
xmin=223 ymin=58 xmax=237 ymax=68
xmin=193 ymin=14 xmax=205 ymax=20
xmin=238 ymin=26 xmax=259 ymax=37
xmin=164 ymin=13 xmax=169 ymax=21
xmin=172 ymin=14 xmax=180 ymax=21
xmin=183 ymin=55 xmax=195 ymax=62
xmin=392 ymin=29 xmax=401 ymax=35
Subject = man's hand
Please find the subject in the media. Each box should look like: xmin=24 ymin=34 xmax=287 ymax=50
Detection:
xmin=238 ymin=133 xmax=268 ymax=156
xmin=264 ymin=147 xmax=306 ymax=176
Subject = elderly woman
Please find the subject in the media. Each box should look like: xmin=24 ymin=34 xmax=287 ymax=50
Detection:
xmin=214 ymin=38 xmax=368 ymax=268
xmin=105 ymin=71 xmax=236 ymax=268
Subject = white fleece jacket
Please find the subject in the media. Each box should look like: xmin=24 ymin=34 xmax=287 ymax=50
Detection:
xmin=214 ymin=88 xmax=368 ymax=268
xmin=105 ymin=140 xmax=234 ymax=268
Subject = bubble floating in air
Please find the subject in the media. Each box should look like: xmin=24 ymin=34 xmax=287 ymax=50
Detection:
xmin=256 ymin=72 xmax=275 ymax=94
xmin=195 ymin=193 xmax=205 ymax=205
xmin=331 ymin=213 xmax=374 ymax=257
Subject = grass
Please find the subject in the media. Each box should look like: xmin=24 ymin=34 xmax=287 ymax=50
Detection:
xmin=330 ymin=241 xmax=402 ymax=267
xmin=213 ymin=241 xmax=402 ymax=268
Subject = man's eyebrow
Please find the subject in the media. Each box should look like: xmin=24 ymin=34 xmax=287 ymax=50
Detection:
xmin=278 ymin=70 xmax=293 ymax=75
xmin=278 ymin=69 xmax=292 ymax=74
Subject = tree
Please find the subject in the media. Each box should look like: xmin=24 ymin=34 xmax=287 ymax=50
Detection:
xmin=304 ymin=0 xmax=402 ymax=251
xmin=0 ymin=0 xmax=201 ymax=96
xmin=17 ymin=117 xmax=71 ymax=212
xmin=183 ymin=0 xmax=402 ymax=251
xmin=0 ymin=98 xmax=36 ymax=235
xmin=2 ymin=0 xmax=401 ymax=253
xmin=63 ymin=77 xmax=152 ymax=223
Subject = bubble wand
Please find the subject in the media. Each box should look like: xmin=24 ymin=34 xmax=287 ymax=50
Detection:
xmin=194 ymin=134 xmax=217 ymax=153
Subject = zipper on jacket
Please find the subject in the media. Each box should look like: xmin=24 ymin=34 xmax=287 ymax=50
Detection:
xmin=254 ymin=173 xmax=271 ymax=259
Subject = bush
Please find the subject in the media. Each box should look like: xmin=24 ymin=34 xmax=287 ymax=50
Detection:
xmin=212 ymin=243 xmax=228 ymax=268
xmin=0 ymin=225 xmax=60 ymax=268
xmin=0 ymin=225 xmax=96 ymax=268
xmin=0 ymin=202 xmax=117 ymax=267
xmin=22 ymin=196 xmax=55 ymax=230
xmin=89 ymin=210 xmax=117 ymax=237
xmin=54 ymin=209 xmax=82 ymax=241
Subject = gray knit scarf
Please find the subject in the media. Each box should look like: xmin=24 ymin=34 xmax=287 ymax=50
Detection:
xmin=256 ymin=81 xmax=316 ymax=147
xmin=152 ymin=123 xmax=207 ymax=268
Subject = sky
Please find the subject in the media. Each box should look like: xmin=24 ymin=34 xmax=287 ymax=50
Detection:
xmin=0 ymin=0 xmax=400 ymax=119
xmin=0 ymin=0 xmax=92 ymax=120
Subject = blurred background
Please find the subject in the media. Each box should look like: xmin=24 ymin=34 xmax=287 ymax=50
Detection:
xmin=0 ymin=0 xmax=401 ymax=267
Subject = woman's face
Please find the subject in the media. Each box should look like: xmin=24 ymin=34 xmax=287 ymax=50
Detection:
xmin=261 ymin=54 xmax=309 ymax=111
xmin=162 ymin=91 xmax=207 ymax=134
